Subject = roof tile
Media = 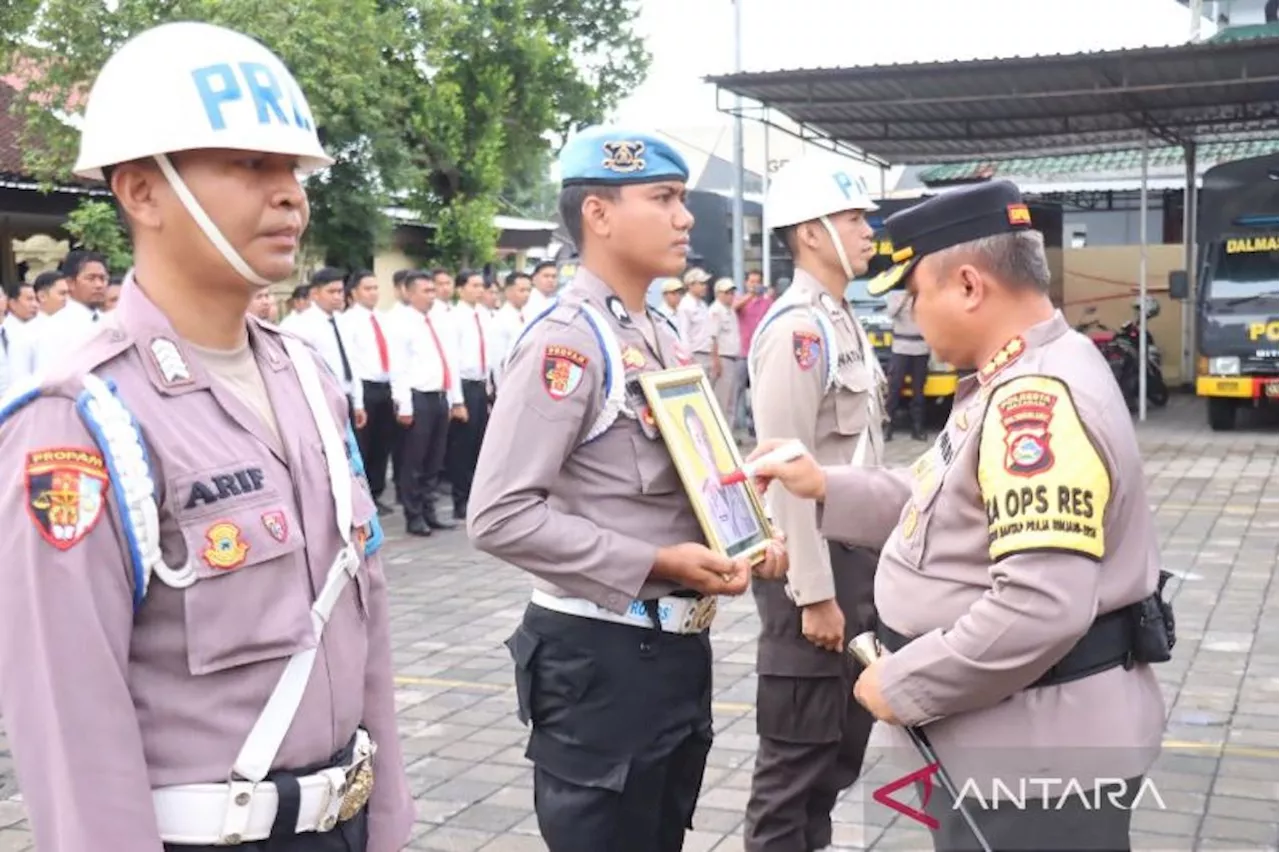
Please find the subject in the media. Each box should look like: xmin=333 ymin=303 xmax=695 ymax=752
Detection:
xmin=918 ymin=138 xmax=1280 ymax=184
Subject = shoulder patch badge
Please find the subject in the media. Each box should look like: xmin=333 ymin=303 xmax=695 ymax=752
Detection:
xmin=997 ymin=387 xmax=1058 ymax=476
xmin=203 ymin=521 xmax=250 ymax=570
xmin=25 ymin=447 xmax=109 ymax=550
xmin=543 ymin=345 xmax=589 ymax=400
xmin=793 ymin=331 xmax=822 ymax=371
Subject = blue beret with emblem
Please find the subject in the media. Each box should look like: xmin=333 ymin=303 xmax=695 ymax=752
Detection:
xmin=559 ymin=125 xmax=690 ymax=188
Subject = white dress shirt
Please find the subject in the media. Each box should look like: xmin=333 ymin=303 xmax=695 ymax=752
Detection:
xmin=0 ymin=320 xmax=12 ymax=400
xmin=391 ymin=305 xmax=463 ymax=416
xmin=339 ymin=304 xmax=396 ymax=384
xmin=289 ymin=305 xmax=364 ymax=410
xmin=491 ymin=302 xmax=526 ymax=370
xmin=0 ymin=314 xmax=37 ymax=388
xmin=525 ymin=288 xmax=553 ymax=318
xmin=451 ymin=301 xmax=495 ymax=383
xmin=429 ymin=300 xmax=452 ymax=322
xmin=29 ymin=299 xmax=98 ymax=377
xmin=278 ymin=310 xmax=306 ymax=334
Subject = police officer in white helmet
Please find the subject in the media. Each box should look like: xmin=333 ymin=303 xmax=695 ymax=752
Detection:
xmin=744 ymin=155 xmax=887 ymax=852
xmin=0 ymin=21 xmax=413 ymax=852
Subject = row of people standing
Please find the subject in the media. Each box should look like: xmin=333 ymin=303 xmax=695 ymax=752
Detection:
xmin=272 ymin=262 xmax=560 ymax=535
xmin=0 ymin=252 xmax=123 ymax=398
xmin=654 ymin=267 xmax=776 ymax=442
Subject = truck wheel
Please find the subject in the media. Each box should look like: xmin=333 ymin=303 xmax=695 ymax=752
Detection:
xmin=1208 ymin=398 xmax=1237 ymax=432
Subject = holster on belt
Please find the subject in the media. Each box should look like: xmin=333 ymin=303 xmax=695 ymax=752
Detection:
xmin=877 ymin=572 xmax=1177 ymax=689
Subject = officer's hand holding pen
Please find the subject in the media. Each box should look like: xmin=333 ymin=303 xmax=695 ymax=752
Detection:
xmin=744 ymin=439 xmax=827 ymax=501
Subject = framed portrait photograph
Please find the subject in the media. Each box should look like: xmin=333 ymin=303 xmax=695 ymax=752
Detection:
xmin=637 ymin=366 xmax=774 ymax=565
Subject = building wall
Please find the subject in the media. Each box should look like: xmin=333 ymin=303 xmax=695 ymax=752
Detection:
xmin=1061 ymin=244 xmax=1188 ymax=383
xmin=1062 ymin=208 xmax=1167 ymax=247
xmin=373 ymin=247 xmax=415 ymax=309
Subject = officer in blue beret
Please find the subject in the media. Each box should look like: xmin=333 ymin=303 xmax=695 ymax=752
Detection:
xmin=468 ymin=127 xmax=789 ymax=851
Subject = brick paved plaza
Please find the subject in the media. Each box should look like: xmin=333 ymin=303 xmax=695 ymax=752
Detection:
xmin=0 ymin=394 xmax=1274 ymax=851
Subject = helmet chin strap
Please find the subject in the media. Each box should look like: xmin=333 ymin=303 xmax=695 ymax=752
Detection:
xmin=153 ymin=153 xmax=276 ymax=287
xmin=819 ymin=215 xmax=855 ymax=282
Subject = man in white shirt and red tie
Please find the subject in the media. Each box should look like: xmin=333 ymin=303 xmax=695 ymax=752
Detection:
xmin=392 ymin=270 xmax=467 ymax=536
xmin=493 ymin=271 xmax=532 ymax=369
xmin=342 ymin=269 xmax=398 ymax=515
xmin=290 ymin=266 xmax=365 ymax=425
xmin=446 ymin=268 xmax=494 ymax=520
xmin=430 ymin=268 xmax=455 ymax=320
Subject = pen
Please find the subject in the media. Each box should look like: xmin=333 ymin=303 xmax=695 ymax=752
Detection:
xmin=719 ymin=439 xmax=808 ymax=486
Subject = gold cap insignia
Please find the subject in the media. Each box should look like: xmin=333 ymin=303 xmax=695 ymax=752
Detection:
xmin=602 ymin=140 xmax=646 ymax=174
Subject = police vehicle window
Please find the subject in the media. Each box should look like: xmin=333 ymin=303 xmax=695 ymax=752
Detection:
xmin=1206 ymin=236 xmax=1279 ymax=303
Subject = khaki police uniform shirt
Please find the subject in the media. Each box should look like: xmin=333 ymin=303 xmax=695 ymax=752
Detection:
xmin=0 ymin=279 xmax=414 ymax=852
xmin=750 ymin=269 xmax=885 ymax=606
xmin=469 ymin=268 xmax=705 ymax=613
xmin=819 ymin=312 xmax=1166 ymax=784
xmin=708 ymin=301 xmax=742 ymax=358
xmin=886 ymin=291 xmax=930 ymax=357
xmin=677 ymin=293 xmax=714 ymax=354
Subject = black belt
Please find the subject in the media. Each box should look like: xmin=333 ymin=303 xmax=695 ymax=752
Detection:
xmin=876 ymin=608 xmax=1133 ymax=690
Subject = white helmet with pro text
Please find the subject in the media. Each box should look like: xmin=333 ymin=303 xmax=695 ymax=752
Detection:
xmin=766 ymin=155 xmax=878 ymax=230
xmin=73 ymin=21 xmax=332 ymax=285
xmin=766 ymin=154 xmax=879 ymax=279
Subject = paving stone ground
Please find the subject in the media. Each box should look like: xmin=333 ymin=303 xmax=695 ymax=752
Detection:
xmin=0 ymin=393 xmax=1275 ymax=851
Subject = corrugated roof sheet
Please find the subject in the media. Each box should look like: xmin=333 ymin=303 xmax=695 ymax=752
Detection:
xmin=707 ymin=37 xmax=1280 ymax=164
xmin=917 ymin=138 xmax=1280 ymax=183
xmin=1208 ymin=22 xmax=1279 ymax=43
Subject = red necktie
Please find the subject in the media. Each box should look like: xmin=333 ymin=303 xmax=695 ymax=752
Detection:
xmin=473 ymin=311 xmax=487 ymax=373
xmin=426 ymin=316 xmax=451 ymax=390
xmin=370 ymin=314 xmax=389 ymax=373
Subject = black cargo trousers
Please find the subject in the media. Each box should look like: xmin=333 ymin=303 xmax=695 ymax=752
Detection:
xmin=505 ymin=602 xmax=715 ymax=852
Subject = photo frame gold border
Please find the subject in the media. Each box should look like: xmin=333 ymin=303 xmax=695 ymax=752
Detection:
xmin=638 ymin=365 xmax=774 ymax=566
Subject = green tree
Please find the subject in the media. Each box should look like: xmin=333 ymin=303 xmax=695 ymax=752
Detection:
xmin=2 ymin=0 xmax=650 ymax=270
xmin=64 ymin=198 xmax=132 ymax=272
xmin=388 ymin=0 xmax=649 ymax=266
xmin=2 ymin=0 xmax=410 ymax=269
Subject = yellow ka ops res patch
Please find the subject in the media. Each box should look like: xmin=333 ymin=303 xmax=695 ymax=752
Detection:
xmin=977 ymin=375 xmax=1111 ymax=562
xmin=25 ymin=447 xmax=109 ymax=550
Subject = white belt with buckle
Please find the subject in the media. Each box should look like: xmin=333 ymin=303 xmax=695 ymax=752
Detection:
xmin=152 ymin=729 xmax=376 ymax=845
xmin=531 ymin=589 xmax=717 ymax=634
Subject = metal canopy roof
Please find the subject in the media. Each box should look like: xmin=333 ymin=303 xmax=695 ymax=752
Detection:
xmin=706 ymin=37 xmax=1279 ymax=165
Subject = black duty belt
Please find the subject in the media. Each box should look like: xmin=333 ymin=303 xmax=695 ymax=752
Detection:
xmin=876 ymin=607 xmax=1133 ymax=690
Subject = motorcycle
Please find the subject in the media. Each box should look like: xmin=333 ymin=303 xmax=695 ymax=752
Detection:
xmin=1075 ymin=299 xmax=1167 ymax=411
